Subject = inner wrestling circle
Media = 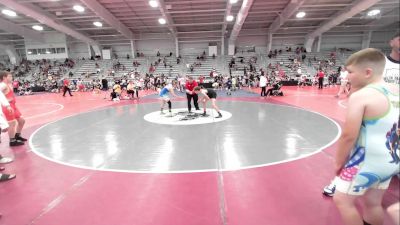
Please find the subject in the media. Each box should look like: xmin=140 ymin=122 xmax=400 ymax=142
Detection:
xmin=144 ymin=108 xmax=232 ymax=125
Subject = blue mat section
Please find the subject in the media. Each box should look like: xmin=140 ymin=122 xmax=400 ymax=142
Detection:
xmin=142 ymin=89 xmax=258 ymax=99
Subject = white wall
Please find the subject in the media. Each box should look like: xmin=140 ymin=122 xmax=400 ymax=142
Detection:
xmin=179 ymin=42 xmax=208 ymax=56
xmin=236 ymin=36 xmax=267 ymax=46
xmin=235 ymin=35 xmax=305 ymax=53
xmin=111 ymin=45 xmax=131 ymax=58
xmin=271 ymin=37 xmax=304 ymax=50
xmin=25 ymin=32 xmax=68 ymax=60
xmin=320 ymin=36 xmax=363 ymax=51
xmin=233 ymin=34 xmax=392 ymax=53
xmin=68 ymin=42 xmax=90 ymax=59
xmin=9 ymin=31 xmax=395 ymax=64
xmin=136 ymin=39 xmax=175 ymax=56
xmin=370 ymin=30 xmax=396 ymax=51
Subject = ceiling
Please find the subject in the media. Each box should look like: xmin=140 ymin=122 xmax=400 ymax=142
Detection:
xmin=0 ymin=0 xmax=398 ymax=49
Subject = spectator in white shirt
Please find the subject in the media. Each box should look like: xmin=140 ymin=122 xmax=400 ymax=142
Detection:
xmin=335 ymin=67 xmax=350 ymax=98
xmin=259 ymin=75 xmax=267 ymax=96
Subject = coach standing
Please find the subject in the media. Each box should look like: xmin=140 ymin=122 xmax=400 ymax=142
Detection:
xmin=185 ymin=76 xmax=200 ymax=113
xmin=62 ymin=78 xmax=73 ymax=97
xmin=317 ymin=69 xmax=325 ymax=89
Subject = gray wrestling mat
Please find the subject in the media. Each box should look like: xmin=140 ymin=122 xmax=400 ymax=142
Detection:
xmin=30 ymin=101 xmax=340 ymax=173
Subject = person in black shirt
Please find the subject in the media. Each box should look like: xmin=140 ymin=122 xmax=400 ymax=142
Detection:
xmin=193 ymin=86 xmax=222 ymax=118
xmin=265 ymin=80 xmax=282 ymax=97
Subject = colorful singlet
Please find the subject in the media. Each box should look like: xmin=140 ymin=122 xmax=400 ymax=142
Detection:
xmin=159 ymin=84 xmax=172 ymax=97
xmin=338 ymin=84 xmax=400 ymax=193
xmin=0 ymin=83 xmax=15 ymax=103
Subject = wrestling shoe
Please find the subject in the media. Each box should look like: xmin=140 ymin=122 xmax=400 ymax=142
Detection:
xmin=15 ymin=133 xmax=27 ymax=142
xmin=323 ymin=183 xmax=336 ymax=197
xmin=0 ymin=155 xmax=13 ymax=164
xmin=10 ymin=139 xmax=24 ymax=147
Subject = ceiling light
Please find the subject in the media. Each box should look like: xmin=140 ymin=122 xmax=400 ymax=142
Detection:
xmin=1 ymin=9 xmax=17 ymax=17
xmin=296 ymin=11 xmax=306 ymax=18
xmin=367 ymin=9 xmax=380 ymax=17
xmin=93 ymin=21 xmax=103 ymax=27
xmin=73 ymin=5 xmax=85 ymax=13
xmin=27 ymin=51 xmax=32 ymax=54
xmin=158 ymin=18 xmax=166 ymax=24
xmin=226 ymin=15 xmax=234 ymax=22
xmin=149 ymin=0 xmax=158 ymax=8
xmin=230 ymin=0 xmax=238 ymax=4
xmin=32 ymin=25 xmax=43 ymax=31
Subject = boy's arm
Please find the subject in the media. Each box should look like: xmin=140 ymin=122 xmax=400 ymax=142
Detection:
xmin=0 ymin=83 xmax=7 ymax=94
xmin=202 ymin=91 xmax=210 ymax=100
xmin=170 ymin=88 xmax=179 ymax=98
xmin=0 ymin=91 xmax=10 ymax=107
xmin=335 ymin=92 xmax=365 ymax=175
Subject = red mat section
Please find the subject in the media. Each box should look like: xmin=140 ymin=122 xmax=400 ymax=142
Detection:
xmin=0 ymin=87 xmax=398 ymax=225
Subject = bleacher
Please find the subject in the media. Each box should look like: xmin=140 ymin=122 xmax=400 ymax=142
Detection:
xmin=72 ymin=60 xmax=112 ymax=78
xmin=225 ymin=53 xmax=262 ymax=77
xmin=179 ymin=55 xmax=219 ymax=77
xmin=112 ymin=57 xmax=148 ymax=77
xmin=61 ymin=49 xmax=356 ymax=82
xmin=147 ymin=56 xmax=181 ymax=77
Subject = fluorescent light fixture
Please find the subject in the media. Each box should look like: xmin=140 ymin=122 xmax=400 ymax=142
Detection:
xmin=27 ymin=51 xmax=32 ymax=54
xmin=296 ymin=11 xmax=306 ymax=18
xmin=93 ymin=21 xmax=103 ymax=27
xmin=73 ymin=5 xmax=85 ymax=13
xmin=149 ymin=0 xmax=158 ymax=8
xmin=230 ymin=0 xmax=238 ymax=4
xmin=367 ymin=9 xmax=380 ymax=17
xmin=226 ymin=15 xmax=234 ymax=22
xmin=32 ymin=25 xmax=43 ymax=31
xmin=1 ymin=9 xmax=17 ymax=17
xmin=158 ymin=18 xmax=166 ymax=24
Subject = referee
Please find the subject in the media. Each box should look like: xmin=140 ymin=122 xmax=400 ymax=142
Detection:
xmin=185 ymin=76 xmax=200 ymax=113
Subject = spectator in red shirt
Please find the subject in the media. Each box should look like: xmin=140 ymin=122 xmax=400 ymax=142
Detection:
xmin=317 ymin=69 xmax=325 ymax=89
xmin=199 ymin=76 xmax=204 ymax=84
xmin=12 ymin=80 xmax=19 ymax=94
xmin=63 ymin=78 xmax=73 ymax=97
xmin=185 ymin=76 xmax=200 ymax=113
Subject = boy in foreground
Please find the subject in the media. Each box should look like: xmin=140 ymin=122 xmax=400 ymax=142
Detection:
xmin=332 ymin=48 xmax=399 ymax=225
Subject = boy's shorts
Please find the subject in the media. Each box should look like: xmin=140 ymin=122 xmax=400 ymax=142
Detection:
xmin=160 ymin=95 xmax=170 ymax=101
xmin=334 ymin=172 xmax=393 ymax=196
xmin=2 ymin=102 xmax=21 ymax=121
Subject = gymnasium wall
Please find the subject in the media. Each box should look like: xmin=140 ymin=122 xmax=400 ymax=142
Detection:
xmin=320 ymin=36 xmax=363 ymax=51
xmin=179 ymin=42 xmax=208 ymax=56
xmin=2 ymin=30 xmax=397 ymax=63
xmin=25 ymin=33 xmax=69 ymax=60
xmin=68 ymin=42 xmax=90 ymax=59
xmin=236 ymin=35 xmax=366 ymax=52
xmin=370 ymin=30 xmax=396 ymax=52
xmin=136 ymin=39 xmax=175 ymax=56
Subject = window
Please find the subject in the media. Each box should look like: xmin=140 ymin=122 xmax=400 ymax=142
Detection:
xmin=27 ymin=49 xmax=36 ymax=55
xmin=26 ymin=47 xmax=66 ymax=56
xmin=47 ymin=48 xmax=56 ymax=54
xmin=56 ymin=48 xmax=65 ymax=53
xmin=37 ymin=48 xmax=46 ymax=54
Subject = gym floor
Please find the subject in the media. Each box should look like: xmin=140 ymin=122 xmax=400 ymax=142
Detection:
xmin=0 ymin=86 xmax=398 ymax=225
